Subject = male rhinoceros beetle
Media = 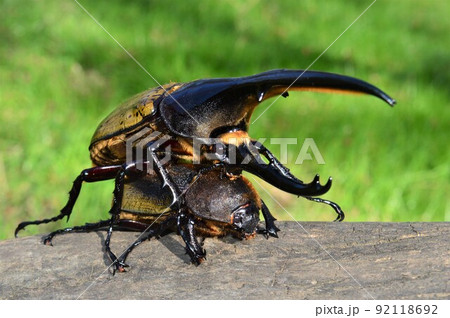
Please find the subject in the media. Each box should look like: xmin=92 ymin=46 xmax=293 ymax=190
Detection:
xmin=16 ymin=69 xmax=395 ymax=271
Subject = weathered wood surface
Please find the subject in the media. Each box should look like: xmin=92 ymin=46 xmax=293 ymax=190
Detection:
xmin=0 ymin=222 xmax=448 ymax=299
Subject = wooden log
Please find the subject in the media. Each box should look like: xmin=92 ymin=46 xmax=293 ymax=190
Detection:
xmin=0 ymin=222 xmax=448 ymax=299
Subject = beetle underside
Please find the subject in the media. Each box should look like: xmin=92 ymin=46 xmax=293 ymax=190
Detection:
xmin=15 ymin=69 xmax=394 ymax=272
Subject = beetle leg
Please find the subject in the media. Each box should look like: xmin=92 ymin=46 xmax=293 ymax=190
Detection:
xmin=149 ymin=149 xmax=184 ymax=209
xmin=101 ymin=161 xmax=169 ymax=274
xmin=116 ymin=217 xmax=177 ymax=268
xmin=255 ymin=142 xmax=304 ymax=183
xmin=104 ymin=164 xmax=130 ymax=274
xmin=141 ymin=138 xmax=185 ymax=209
xmin=42 ymin=220 xmax=111 ymax=245
xmin=232 ymin=141 xmax=345 ymax=222
xmin=177 ymin=211 xmax=206 ymax=265
xmin=230 ymin=142 xmax=332 ymax=197
xmin=14 ymin=165 xmax=122 ymax=237
xmin=41 ymin=219 xmax=165 ymax=245
xmin=304 ymin=196 xmax=345 ymax=222
xmin=41 ymin=217 xmax=177 ymax=274
xmin=259 ymin=199 xmax=280 ymax=238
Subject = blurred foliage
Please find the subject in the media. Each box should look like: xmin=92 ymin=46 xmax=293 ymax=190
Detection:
xmin=0 ymin=0 xmax=449 ymax=239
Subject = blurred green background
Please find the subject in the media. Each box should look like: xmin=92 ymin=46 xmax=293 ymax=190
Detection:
xmin=1 ymin=0 xmax=449 ymax=240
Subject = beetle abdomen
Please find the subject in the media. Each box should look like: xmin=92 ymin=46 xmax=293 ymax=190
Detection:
xmin=121 ymin=174 xmax=173 ymax=215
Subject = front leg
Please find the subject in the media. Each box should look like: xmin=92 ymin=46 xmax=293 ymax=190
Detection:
xmin=259 ymin=199 xmax=280 ymax=238
xmin=221 ymin=140 xmax=332 ymax=197
xmin=177 ymin=211 xmax=206 ymax=265
xmin=305 ymin=196 xmax=345 ymax=222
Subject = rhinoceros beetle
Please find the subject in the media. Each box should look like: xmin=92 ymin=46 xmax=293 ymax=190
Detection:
xmin=15 ymin=69 xmax=395 ymax=271
xmin=38 ymin=164 xmax=272 ymax=271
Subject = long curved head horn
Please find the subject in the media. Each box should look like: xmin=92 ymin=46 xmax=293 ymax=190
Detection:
xmin=160 ymin=69 xmax=396 ymax=138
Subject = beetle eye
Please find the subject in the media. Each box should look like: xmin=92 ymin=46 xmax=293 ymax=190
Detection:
xmin=231 ymin=203 xmax=260 ymax=234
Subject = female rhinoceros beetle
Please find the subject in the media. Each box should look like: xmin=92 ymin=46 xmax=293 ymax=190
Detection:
xmin=36 ymin=164 xmax=275 ymax=272
xmin=16 ymin=69 xmax=395 ymax=271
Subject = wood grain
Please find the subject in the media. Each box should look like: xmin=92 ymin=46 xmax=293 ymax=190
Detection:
xmin=1 ymin=222 xmax=448 ymax=299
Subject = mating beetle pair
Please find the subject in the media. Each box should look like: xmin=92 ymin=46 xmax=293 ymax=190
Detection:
xmin=16 ymin=69 xmax=395 ymax=272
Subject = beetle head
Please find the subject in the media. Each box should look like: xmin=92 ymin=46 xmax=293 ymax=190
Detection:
xmin=159 ymin=69 xmax=395 ymax=139
xmin=230 ymin=203 xmax=260 ymax=238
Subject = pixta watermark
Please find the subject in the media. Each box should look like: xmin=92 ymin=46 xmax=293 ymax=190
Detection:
xmin=126 ymin=129 xmax=325 ymax=173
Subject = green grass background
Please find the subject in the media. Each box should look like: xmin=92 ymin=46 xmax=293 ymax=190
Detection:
xmin=1 ymin=0 xmax=449 ymax=240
